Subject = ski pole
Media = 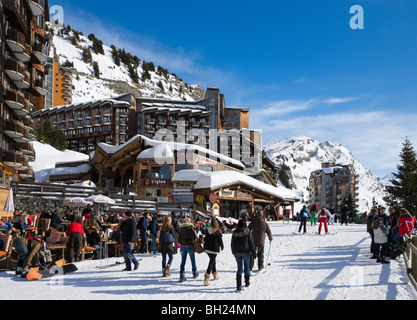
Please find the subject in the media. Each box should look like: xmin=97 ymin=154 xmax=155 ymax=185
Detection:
xmin=266 ymin=241 xmax=272 ymax=267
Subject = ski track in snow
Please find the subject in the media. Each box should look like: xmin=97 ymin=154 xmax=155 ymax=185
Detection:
xmin=1 ymin=222 xmax=416 ymax=300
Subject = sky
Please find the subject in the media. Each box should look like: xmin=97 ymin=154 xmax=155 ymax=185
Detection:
xmin=49 ymin=0 xmax=417 ymax=179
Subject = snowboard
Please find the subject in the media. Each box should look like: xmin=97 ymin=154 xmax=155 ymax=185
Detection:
xmin=27 ymin=263 xmax=77 ymax=281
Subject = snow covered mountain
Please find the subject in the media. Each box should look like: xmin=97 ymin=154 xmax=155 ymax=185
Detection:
xmin=265 ymin=136 xmax=387 ymax=213
xmin=51 ymin=27 xmax=205 ymax=103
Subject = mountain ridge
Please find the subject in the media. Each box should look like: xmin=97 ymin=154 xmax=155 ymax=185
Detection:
xmin=51 ymin=25 xmax=205 ymax=104
xmin=265 ymin=136 xmax=387 ymax=213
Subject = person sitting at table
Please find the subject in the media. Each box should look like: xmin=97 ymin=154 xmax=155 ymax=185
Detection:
xmin=18 ymin=211 xmax=33 ymax=232
xmin=87 ymin=227 xmax=103 ymax=259
xmin=51 ymin=212 xmax=66 ymax=232
xmin=0 ymin=219 xmax=13 ymax=230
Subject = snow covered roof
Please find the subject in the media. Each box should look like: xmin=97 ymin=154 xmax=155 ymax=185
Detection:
xmin=137 ymin=143 xmax=174 ymax=160
xmin=172 ymin=170 xmax=300 ymax=201
xmin=50 ymin=164 xmax=91 ymax=177
xmin=140 ymin=136 xmax=245 ymax=170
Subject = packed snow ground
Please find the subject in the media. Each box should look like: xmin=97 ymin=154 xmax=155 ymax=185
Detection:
xmin=1 ymin=222 xmax=416 ymax=300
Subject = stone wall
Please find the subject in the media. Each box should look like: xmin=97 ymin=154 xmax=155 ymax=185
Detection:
xmin=15 ymin=197 xmax=66 ymax=214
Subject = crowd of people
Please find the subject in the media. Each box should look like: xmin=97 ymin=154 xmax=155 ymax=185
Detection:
xmin=0 ymin=206 xmax=274 ymax=292
xmin=366 ymin=206 xmax=416 ymax=263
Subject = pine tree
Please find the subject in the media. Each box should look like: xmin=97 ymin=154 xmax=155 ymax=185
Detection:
xmin=93 ymin=62 xmax=100 ymax=79
xmin=384 ymin=138 xmax=417 ymax=214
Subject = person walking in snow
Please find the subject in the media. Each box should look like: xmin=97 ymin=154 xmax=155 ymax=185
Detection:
xmin=310 ymin=203 xmax=318 ymax=226
xmin=120 ymin=211 xmax=139 ymax=271
xmin=159 ymin=216 xmax=176 ymax=277
xmin=178 ymin=218 xmax=199 ymax=282
xmin=318 ymin=207 xmax=331 ymax=234
xmin=203 ymin=217 xmax=224 ymax=286
xmin=231 ymin=219 xmax=256 ymax=292
xmin=298 ymin=205 xmax=310 ymax=234
xmin=248 ymin=210 xmax=273 ymax=271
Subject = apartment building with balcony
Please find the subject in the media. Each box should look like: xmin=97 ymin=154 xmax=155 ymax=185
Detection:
xmin=1 ymin=0 xmax=49 ymax=189
xmin=41 ymin=45 xmax=74 ymax=110
xmin=308 ymin=162 xmax=359 ymax=214
xmin=32 ymin=95 xmax=135 ymax=154
xmin=135 ymin=88 xmax=261 ymax=171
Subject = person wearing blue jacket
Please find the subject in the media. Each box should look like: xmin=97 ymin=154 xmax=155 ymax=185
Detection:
xmin=298 ymin=205 xmax=310 ymax=234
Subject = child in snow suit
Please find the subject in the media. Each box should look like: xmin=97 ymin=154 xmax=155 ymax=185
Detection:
xmin=318 ymin=207 xmax=331 ymax=234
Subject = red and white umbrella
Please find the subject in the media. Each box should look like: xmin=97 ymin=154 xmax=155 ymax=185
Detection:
xmin=4 ymin=188 xmax=14 ymax=221
xmin=85 ymin=194 xmax=115 ymax=204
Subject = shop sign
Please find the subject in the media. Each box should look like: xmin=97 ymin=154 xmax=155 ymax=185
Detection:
xmin=236 ymin=190 xmax=252 ymax=200
xmin=219 ymin=189 xmax=235 ymax=198
xmin=142 ymin=179 xmax=170 ymax=187
xmin=173 ymin=182 xmax=194 ymax=189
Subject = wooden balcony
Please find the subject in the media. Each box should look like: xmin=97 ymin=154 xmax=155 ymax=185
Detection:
xmin=4 ymin=119 xmax=24 ymax=141
xmin=6 ymin=28 xmax=26 ymax=53
xmin=14 ymin=43 xmax=31 ymax=62
xmin=3 ymin=149 xmax=25 ymax=169
xmin=14 ymin=70 xmax=30 ymax=89
xmin=28 ymin=0 xmax=45 ymax=16
xmin=5 ymin=58 xmax=26 ymax=81
xmin=33 ymin=42 xmax=48 ymax=63
xmin=34 ymin=79 xmax=48 ymax=96
xmin=19 ymin=166 xmax=35 ymax=180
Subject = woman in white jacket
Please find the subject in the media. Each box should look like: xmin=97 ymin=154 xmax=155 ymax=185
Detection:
xmin=372 ymin=218 xmax=389 ymax=264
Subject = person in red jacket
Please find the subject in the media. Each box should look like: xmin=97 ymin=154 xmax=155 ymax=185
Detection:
xmin=67 ymin=216 xmax=85 ymax=262
xmin=393 ymin=209 xmax=415 ymax=246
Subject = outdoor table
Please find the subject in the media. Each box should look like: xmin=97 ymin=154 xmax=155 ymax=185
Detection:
xmin=102 ymin=241 xmax=118 ymax=258
xmin=48 ymin=244 xmax=67 ymax=260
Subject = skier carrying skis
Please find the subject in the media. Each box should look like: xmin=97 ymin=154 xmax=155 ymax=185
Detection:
xmin=318 ymin=207 xmax=331 ymax=235
xmin=298 ymin=205 xmax=310 ymax=234
xmin=310 ymin=203 xmax=318 ymax=226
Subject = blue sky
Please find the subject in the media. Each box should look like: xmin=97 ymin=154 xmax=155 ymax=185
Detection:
xmin=50 ymin=0 xmax=417 ymax=178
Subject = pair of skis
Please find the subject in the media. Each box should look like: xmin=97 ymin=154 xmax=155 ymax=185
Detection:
xmin=96 ymin=259 xmax=143 ymax=270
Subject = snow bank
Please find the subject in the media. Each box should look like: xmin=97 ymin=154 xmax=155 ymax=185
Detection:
xmin=0 ymin=223 xmax=415 ymax=301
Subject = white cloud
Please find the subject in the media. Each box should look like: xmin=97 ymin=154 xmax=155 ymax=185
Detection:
xmin=322 ymin=97 xmax=358 ymax=104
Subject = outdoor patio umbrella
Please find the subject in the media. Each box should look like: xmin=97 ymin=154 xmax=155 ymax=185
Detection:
xmin=85 ymin=195 xmax=115 ymax=205
xmin=85 ymin=194 xmax=116 ymax=216
xmin=63 ymin=197 xmax=91 ymax=215
xmin=4 ymin=188 xmax=14 ymax=222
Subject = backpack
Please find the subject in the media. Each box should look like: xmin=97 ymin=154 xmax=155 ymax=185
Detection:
xmin=164 ymin=232 xmax=175 ymax=244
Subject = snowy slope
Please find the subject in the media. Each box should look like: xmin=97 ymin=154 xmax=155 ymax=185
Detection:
xmin=30 ymin=141 xmax=89 ymax=182
xmin=52 ymin=30 xmax=205 ymax=103
xmin=265 ymin=137 xmax=387 ymax=213
xmin=0 ymin=222 xmax=415 ymax=300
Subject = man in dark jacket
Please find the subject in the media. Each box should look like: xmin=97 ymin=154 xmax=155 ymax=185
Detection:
xmin=120 ymin=211 xmax=139 ymax=271
xmin=148 ymin=214 xmax=160 ymax=255
xmin=231 ymin=219 xmax=256 ymax=291
xmin=248 ymin=210 xmax=273 ymax=271
xmin=138 ymin=212 xmax=150 ymax=253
